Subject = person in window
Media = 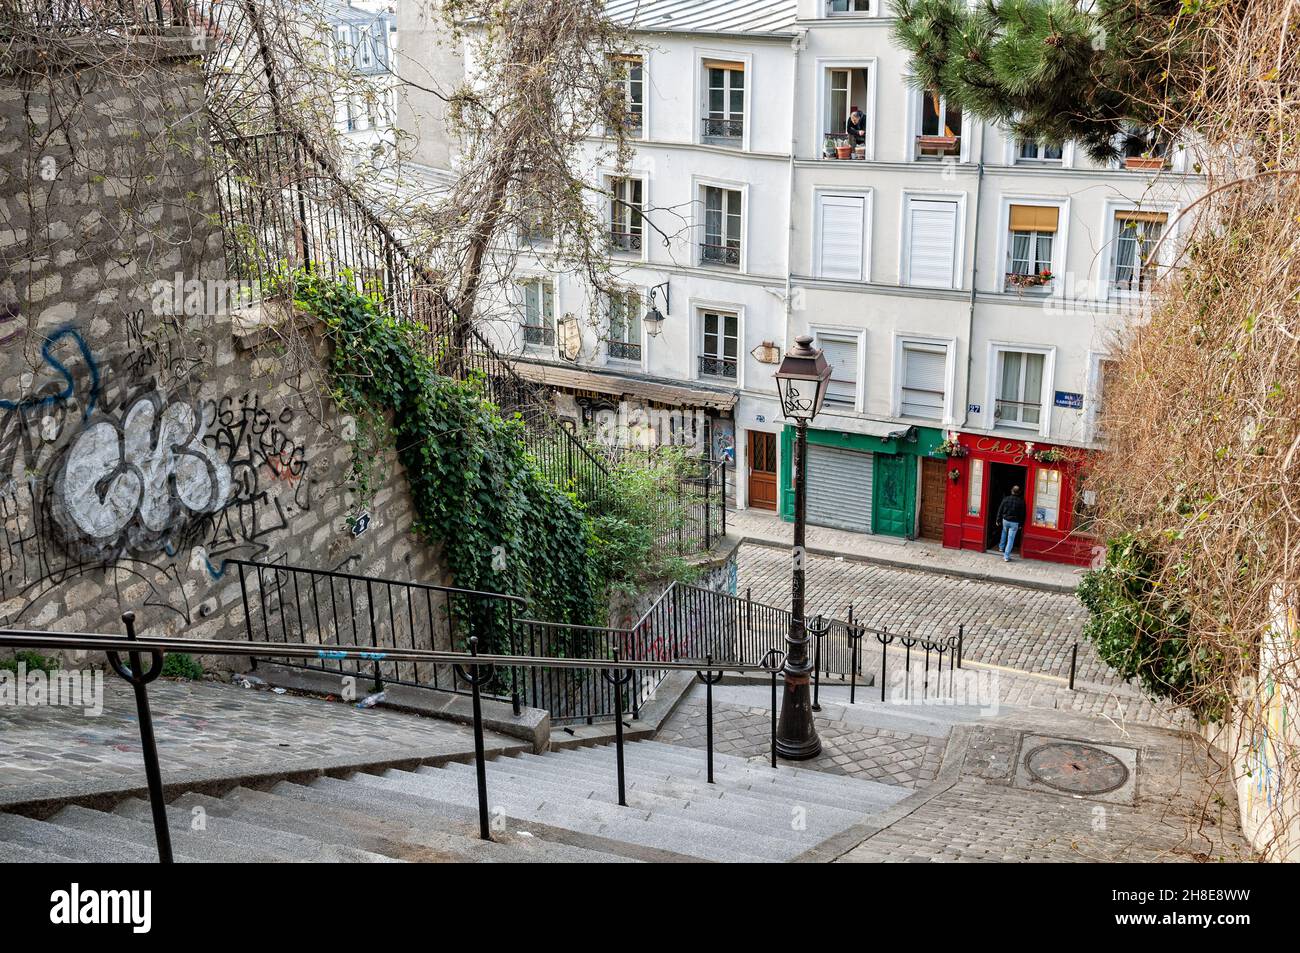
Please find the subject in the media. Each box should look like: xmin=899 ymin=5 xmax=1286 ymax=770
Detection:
xmin=845 ymin=106 xmax=867 ymax=146
xmin=995 ymin=485 xmax=1026 ymax=561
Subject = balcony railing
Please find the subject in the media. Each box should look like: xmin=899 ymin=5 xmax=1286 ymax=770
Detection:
xmin=915 ymin=134 xmax=961 ymax=160
xmin=699 ymin=355 xmax=738 ymax=380
xmin=608 ymin=340 xmax=641 ymax=362
xmin=993 ymin=398 xmax=1043 ymax=427
xmin=702 ymin=117 xmax=743 ymax=142
xmin=522 ymin=324 xmax=555 ymax=347
xmin=700 ymin=242 xmax=740 ymax=267
xmin=608 ymin=229 xmax=642 ymax=253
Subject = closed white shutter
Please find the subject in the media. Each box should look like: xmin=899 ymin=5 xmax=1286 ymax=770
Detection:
xmin=906 ymin=200 xmax=958 ymax=288
xmin=901 ymin=344 xmax=947 ymax=419
xmin=817 ymin=194 xmax=865 ymax=281
xmin=818 ymin=334 xmax=858 ymax=407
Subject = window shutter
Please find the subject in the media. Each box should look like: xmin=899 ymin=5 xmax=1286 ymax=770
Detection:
xmin=901 ymin=345 xmax=947 ymax=418
xmin=703 ymin=59 xmax=744 ymax=71
xmin=818 ymin=335 xmax=858 ymax=405
xmin=1116 ymin=210 xmax=1167 ymax=225
xmin=907 ymin=200 xmax=958 ymax=288
xmin=817 ymin=195 xmax=866 ymax=281
xmin=1009 ymin=204 xmax=1059 ymax=232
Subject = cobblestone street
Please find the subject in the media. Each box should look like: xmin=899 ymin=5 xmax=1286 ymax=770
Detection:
xmin=737 ymin=542 xmax=1119 ymax=686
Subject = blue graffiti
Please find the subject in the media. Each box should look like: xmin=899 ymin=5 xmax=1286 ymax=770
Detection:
xmin=0 ymin=325 xmax=101 ymax=419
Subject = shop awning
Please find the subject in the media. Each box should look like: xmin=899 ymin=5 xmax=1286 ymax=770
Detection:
xmin=514 ymin=361 xmax=738 ymax=410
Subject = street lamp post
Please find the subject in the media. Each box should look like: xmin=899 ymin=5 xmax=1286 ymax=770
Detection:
xmin=772 ymin=335 xmax=831 ymax=760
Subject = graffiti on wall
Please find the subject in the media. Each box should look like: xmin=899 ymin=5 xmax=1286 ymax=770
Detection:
xmin=0 ymin=312 xmax=314 ymax=625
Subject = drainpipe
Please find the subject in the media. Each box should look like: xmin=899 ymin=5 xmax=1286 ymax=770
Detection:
xmin=960 ymin=158 xmax=985 ymax=431
xmin=783 ymin=29 xmax=806 ymax=348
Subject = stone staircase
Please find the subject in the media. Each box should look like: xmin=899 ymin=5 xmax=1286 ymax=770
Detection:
xmin=0 ymin=739 xmax=909 ymax=863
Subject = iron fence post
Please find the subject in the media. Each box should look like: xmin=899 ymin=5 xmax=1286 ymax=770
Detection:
xmin=603 ymin=650 xmax=633 ymax=808
xmin=507 ymin=600 xmax=521 ymax=716
xmin=770 ymin=667 xmax=778 ymax=769
xmin=453 ymin=637 xmax=492 ymax=841
xmin=811 ymin=614 xmax=825 ymax=712
xmin=1069 ymin=641 xmax=1078 ymax=691
xmin=957 ymin=623 xmax=964 ymax=669
xmin=698 ymin=654 xmax=723 ymax=785
xmin=107 ymin=612 xmax=172 ymax=864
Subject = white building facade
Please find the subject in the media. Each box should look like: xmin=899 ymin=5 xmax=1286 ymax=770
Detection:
xmin=453 ymin=0 xmax=1200 ymax=565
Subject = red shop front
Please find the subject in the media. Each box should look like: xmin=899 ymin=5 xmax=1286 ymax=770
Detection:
xmin=941 ymin=433 xmax=1096 ymax=566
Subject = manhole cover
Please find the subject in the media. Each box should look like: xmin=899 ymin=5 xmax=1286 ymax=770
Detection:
xmin=1024 ymin=741 xmax=1131 ymax=795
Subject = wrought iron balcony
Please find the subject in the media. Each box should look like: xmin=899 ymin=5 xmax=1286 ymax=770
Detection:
xmin=699 ymin=355 xmax=738 ymax=380
xmin=522 ymin=324 xmax=555 ymax=347
xmin=608 ymin=340 xmax=641 ymax=362
xmin=608 ymin=230 xmax=642 ymax=253
xmin=700 ymin=242 xmax=740 ymax=267
xmin=702 ymin=117 xmax=743 ymax=142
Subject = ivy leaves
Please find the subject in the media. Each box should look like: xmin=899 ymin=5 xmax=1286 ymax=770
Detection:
xmin=292 ymin=272 xmax=602 ymax=645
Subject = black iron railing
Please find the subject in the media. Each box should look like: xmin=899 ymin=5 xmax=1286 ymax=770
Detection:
xmin=0 ymin=619 xmax=782 ymax=861
xmin=698 ymin=355 xmax=738 ymax=379
xmin=522 ymin=324 xmax=555 ymax=347
xmin=0 ymin=0 xmax=190 ymax=31
xmin=702 ymin=117 xmax=743 ymax=140
xmin=608 ymin=230 xmax=642 ymax=253
xmin=700 ymin=242 xmax=741 ymax=267
xmin=229 ymin=559 xmax=525 ymax=710
xmin=607 ymin=340 xmax=641 ymax=361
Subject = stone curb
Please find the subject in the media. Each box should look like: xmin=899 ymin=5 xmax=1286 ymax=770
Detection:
xmin=738 ymin=536 xmax=1081 ymax=596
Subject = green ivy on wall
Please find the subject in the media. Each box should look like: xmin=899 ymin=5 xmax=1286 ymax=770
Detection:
xmin=290 ymin=272 xmax=601 ymax=647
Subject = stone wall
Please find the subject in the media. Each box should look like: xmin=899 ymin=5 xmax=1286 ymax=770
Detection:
xmin=0 ymin=37 xmax=446 ymax=656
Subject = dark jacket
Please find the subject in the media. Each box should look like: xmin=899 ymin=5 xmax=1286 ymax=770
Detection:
xmin=997 ymin=494 xmax=1026 ymax=525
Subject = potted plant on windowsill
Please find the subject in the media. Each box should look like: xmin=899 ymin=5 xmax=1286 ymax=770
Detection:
xmin=1124 ymin=155 xmax=1167 ymax=170
xmin=1006 ymin=269 xmax=1053 ymax=292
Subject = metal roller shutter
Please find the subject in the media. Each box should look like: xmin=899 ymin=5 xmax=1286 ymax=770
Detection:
xmin=805 ymin=444 xmax=873 ymax=534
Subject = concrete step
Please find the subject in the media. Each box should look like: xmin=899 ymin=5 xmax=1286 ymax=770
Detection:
xmin=0 ymin=811 xmax=160 ymax=863
xmin=49 ymin=805 xmax=247 ymax=864
xmin=115 ymin=795 xmax=399 ymax=863
xmin=266 ymin=780 xmax=641 ymax=864
xmin=564 ymin=743 xmax=905 ymax=814
xmin=513 ymin=748 xmax=883 ymax=816
xmin=453 ymin=758 xmax=859 ymax=837
xmin=222 ymin=786 xmax=635 ymax=864
xmin=0 ymin=839 xmax=79 ymax=863
xmin=347 ymin=768 xmax=784 ymax=862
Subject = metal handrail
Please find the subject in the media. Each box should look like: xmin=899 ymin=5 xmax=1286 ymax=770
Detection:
xmin=0 ymin=617 xmax=781 ymax=863
xmin=225 ymin=558 xmax=526 ymax=604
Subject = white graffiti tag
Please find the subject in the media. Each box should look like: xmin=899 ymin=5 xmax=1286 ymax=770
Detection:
xmin=55 ymin=396 xmax=232 ymax=549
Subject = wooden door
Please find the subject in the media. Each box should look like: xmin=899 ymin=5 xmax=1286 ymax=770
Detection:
xmin=919 ymin=457 xmax=947 ymax=541
xmin=747 ymin=431 xmax=777 ymax=510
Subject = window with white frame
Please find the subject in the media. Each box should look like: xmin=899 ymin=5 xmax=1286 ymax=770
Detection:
xmin=1017 ymin=139 xmax=1063 ymax=163
xmin=823 ymin=67 xmax=870 ymax=156
xmin=520 ymin=196 xmax=552 ymax=244
xmin=995 ymin=350 xmax=1046 ymax=429
xmin=905 ymin=198 xmax=959 ymax=289
xmin=815 ymin=332 xmax=859 ymax=408
xmin=519 ymin=278 xmax=555 ymax=348
xmin=610 ymin=55 xmax=644 ymax=137
xmin=701 ymin=186 xmax=742 ymax=267
xmin=826 ymin=0 xmax=871 ymax=13
xmin=816 ymin=193 xmax=867 ymax=281
xmin=609 ymin=177 xmax=643 ymax=254
xmin=1111 ymin=210 xmax=1167 ymax=294
xmin=1005 ymin=204 xmax=1058 ymax=291
xmin=607 ymin=289 xmax=642 ymax=363
xmin=1118 ymin=125 xmax=1169 ymax=168
xmin=702 ymin=60 xmax=744 ymax=144
xmin=899 ymin=341 xmax=948 ymax=420
xmin=699 ymin=310 xmax=739 ymax=380
xmin=916 ymin=90 xmax=962 ymax=159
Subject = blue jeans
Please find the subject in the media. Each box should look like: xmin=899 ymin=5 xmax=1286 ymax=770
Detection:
xmin=999 ymin=520 xmax=1021 ymax=559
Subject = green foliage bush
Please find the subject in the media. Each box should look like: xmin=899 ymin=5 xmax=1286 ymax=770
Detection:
xmin=291 ymin=272 xmax=603 ymax=648
xmin=0 ymin=650 xmax=59 ymax=674
xmin=1077 ymin=534 xmax=1226 ymax=721
xmin=161 ymin=653 xmax=204 ymax=680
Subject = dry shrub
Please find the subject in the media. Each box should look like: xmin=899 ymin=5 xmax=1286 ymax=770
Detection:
xmin=1093 ymin=0 xmax=1300 ymax=858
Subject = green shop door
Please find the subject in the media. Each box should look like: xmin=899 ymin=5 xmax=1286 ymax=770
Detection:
xmin=872 ymin=452 xmax=916 ymax=538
